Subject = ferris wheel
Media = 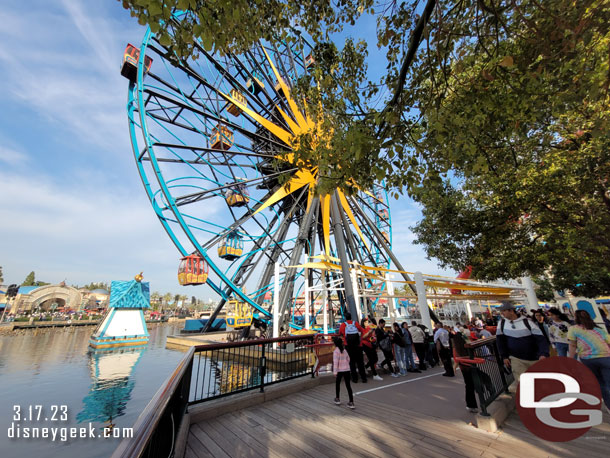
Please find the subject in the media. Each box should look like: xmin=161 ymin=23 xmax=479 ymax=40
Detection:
xmin=124 ymin=13 xmax=394 ymax=329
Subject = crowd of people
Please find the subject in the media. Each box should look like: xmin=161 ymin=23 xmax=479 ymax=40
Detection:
xmin=331 ymin=304 xmax=610 ymax=414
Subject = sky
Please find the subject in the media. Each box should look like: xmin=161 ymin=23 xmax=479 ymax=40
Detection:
xmin=0 ymin=0 xmax=453 ymax=299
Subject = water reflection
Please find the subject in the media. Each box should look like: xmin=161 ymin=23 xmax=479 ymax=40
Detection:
xmin=77 ymin=347 xmax=145 ymax=427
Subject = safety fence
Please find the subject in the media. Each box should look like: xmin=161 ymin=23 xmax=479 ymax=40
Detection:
xmin=113 ymin=334 xmax=319 ymax=458
xmin=190 ymin=334 xmax=316 ymax=404
xmin=462 ymin=336 xmax=513 ymax=416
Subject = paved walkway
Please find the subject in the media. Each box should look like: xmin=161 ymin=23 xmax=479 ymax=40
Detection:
xmin=186 ymin=368 xmax=610 ymax=458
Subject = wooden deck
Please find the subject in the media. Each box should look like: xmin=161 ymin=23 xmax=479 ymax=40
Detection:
xmin=185 ymin=372 xmax=610 ymax=458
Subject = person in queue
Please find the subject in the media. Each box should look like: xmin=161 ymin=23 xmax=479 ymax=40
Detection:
xmin=409 ymin=321 xmax=427 ymax=370
xmin=568 ymin=310 xmax=610 ymax=411
xmin=434 ymin=321 xmax=455 ymax=377
xmin=496 ymin=301 xmax=549 ymax=392
xmin=360 ymin=317 xmax=383 ymax=381
xmin=391 ymin=322 xmax=408 ymax=376
xmin=339 ymin=312 xmax=367 ymax=383
xmin=401 ymin=322 xmax=420 ymax=372
xmin=376 ymin=319 xmax=399 ymax=377
xmin=548 ymin=307 xmax=572 ymax=357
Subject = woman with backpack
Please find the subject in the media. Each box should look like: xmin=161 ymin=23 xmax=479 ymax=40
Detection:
xmin=332 ymin=336 xmax=355 ymax=409
xmin=375 ymin=319 xmax=399 ymax=377
xmin=361 ymin=317 xmax=383 ymax=381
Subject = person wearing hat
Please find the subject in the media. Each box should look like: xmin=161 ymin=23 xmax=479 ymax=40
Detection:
xmin=496 ymin=301 xmax=549 ymax=393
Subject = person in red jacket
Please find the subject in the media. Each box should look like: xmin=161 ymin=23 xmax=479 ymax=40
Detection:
xmin=361 ymin=317 xmax=383 ymax=381
xmin=339 ymin=312 xmax=368 ymax=383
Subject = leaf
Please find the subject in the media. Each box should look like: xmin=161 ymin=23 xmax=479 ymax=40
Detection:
xmin=499 ymin=56 xmax=514 ymax=67
xmin=481 ymin=69 xmax=494 ymax=81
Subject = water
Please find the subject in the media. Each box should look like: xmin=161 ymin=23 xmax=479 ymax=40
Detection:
xmin=0 ymin=324 xmax=186 ymax=458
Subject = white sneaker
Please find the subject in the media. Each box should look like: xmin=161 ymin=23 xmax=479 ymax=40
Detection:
xmin=373 ymin=375 xmax=383 ymax=381
xmin=391 ymin=373 xmax=400 ymax=378
xmin=466 ymin=407 xmax=478 ymax=413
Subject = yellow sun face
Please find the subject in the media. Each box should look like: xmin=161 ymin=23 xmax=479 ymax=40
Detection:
xmin=219 ymin=47 xmax=369 ymax=257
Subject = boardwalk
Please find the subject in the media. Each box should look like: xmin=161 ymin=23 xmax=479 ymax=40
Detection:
xmin=185 ymin=368 xmax=610 ymax=458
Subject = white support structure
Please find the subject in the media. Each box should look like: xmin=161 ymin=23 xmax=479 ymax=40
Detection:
xmin=351 ymin=268 xmax=362 ymax=321
xmin=385 ymin=273 xmax=397 ymax=322
xmin=414 ymin=271 xmax=433 ymax=330
xmin=273 ymin=262 xmax=280 ymax=349
xmin=466 ymin=300 xmax=473 ymax=321
xmin=304 ymin=264 xmax=310 ymax=330
xmin=322 ymin=278 xmax=329 ymax=335
xmin=521 ymin=276 xmax=539 ymax=310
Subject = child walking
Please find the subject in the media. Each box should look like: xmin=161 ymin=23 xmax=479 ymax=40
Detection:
xmin=333 ymin=336 xmax=355 ymax=409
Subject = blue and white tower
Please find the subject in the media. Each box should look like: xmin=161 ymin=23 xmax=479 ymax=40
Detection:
xmin=89 ymin=273 xmax=150 ymax=349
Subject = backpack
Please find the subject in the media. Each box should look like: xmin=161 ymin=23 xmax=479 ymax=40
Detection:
xmin=344 ymin=321 xmax=361 ymax=346
xmin=500 ymin=318 xmax=532 ymax=333
xmin=379 ymin=336 xmax=392 ymax=352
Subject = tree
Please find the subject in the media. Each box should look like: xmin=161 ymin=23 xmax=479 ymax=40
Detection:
xmin=82 ymin=282 xmax=110 ymax=291
xmin=163 ymin=292 xmax=173 ymax=310
xmin=22 ymin=271 xmax=36 ymax=286
xmin=124 ymin=1 xmax=610 ymax=295
xmin=408 ymin=1 xmax=610 ymax=296
xmin=150 ymin=291 xmax=161 ymax=310
xmin=0 ymin=266 xmax=3 ymax=284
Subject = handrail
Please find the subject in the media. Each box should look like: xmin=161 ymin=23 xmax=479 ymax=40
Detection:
xmin=465 ymin=336 xmax=496 ymax=349
xmin=192 ymin=334 xmax=312 ymax=351
xmin=111 ymin=346 xmax=195 ymax=458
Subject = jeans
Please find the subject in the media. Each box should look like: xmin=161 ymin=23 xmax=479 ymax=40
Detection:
xmin=394 ymin=345 xmax=407 ymax=374
xmin=554 ymin=342 xmax=569 ymax=357
xmin=581 ymin=356 xmax=610 ymax=409
xmin=404 ymin=344 xmax=416 ymax=370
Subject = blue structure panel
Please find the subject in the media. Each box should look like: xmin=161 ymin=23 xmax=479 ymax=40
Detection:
xmin=109 ymin=280 xmax=150 ymax=309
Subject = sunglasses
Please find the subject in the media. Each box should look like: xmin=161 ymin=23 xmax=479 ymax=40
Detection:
xmin=510 ymin=321 xmax=516 ymax=329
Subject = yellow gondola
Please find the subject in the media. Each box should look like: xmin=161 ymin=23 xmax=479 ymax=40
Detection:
xmin=227 ymin=89 xmax=247 ymax=116
xmin=210 ymin=124 xmax=234 ymax=150
xmin=218 ymin=231 xmax=244 ymax=261
xmin=225 ymin=179 xmax=250 ymax=207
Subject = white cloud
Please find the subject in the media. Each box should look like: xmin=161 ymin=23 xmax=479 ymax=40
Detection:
xmin=0 ymin=146 xmax=28 ymax=165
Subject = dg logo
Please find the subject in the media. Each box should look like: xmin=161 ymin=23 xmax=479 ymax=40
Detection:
xmin=516 ymin=357 xmax=603 ymax=441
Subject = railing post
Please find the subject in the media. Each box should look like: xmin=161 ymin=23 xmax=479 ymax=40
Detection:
xmin=467 ymin=346 xmax=490 ymax=416
xmin=491 ymin=342 xmax=509 ymax=392
xmin=259 ymin=343 xmax=267 ymax=393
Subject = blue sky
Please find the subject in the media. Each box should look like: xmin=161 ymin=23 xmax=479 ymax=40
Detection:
xmin=0 ymin=0 xmax=452 ymax=298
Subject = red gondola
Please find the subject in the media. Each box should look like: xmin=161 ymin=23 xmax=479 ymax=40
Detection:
xmin=178 ymin=254 xmax=209 ymax=286
xmin=121 ymin=44 xmax=153 ymax=83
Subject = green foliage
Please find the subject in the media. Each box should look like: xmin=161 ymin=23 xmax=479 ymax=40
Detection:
xmin=82 ymin=282 xmax=110 ymax=291
xmin=0 ymin=266 xmax=3 ymax=284
xmin=122 ymin=1 xmax=610 ymax=295
xmin=410 ymin=1 xmax=610 ymax=296
xmin=533 ymin=276 xmax=556 ymax=303
xmin=22 ymin=271 xmax=36 ymax=286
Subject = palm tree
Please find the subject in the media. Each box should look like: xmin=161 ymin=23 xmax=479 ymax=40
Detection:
xmin=150 ymin=292 xmax=161 ymax=310
xmin=162 ymin=293 xmax=172 ymax=312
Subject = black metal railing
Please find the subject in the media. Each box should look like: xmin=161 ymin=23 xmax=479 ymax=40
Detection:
xmin=465 ymin=337 xmax=513 ymax=416
xmin=112 ymin=335 xmax=316 ymax=458
xmin=189 ymin=334 xmax=315 ymax=404
xmin=111 ymin=347 xmax=194 ymax=458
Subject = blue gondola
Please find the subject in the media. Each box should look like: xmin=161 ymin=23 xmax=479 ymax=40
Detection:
xmin=218 ymin=231 xmax=244 ymax=261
